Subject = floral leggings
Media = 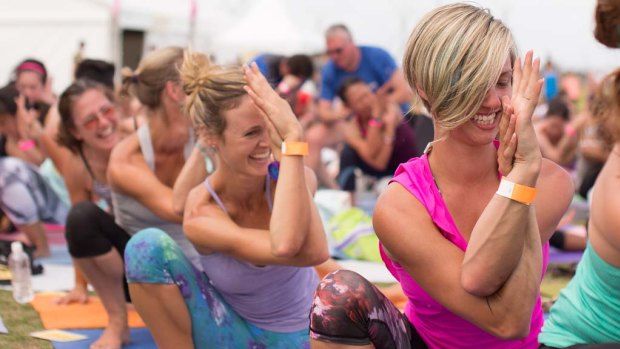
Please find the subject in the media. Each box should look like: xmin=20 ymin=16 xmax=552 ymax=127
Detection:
xmin=310 ymin=269 xmax=427 ymax=348
xmin=125 ymin=228 xmax=309 ymax=349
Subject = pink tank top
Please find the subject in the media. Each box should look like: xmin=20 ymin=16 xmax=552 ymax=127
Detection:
xmin=380 ymin=153 xmax=549 ymax=349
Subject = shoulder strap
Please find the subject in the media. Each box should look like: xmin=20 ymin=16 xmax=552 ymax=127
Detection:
xmin=137 ymin=124 xmax=155 ymax=170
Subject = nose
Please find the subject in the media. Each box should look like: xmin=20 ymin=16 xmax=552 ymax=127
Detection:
xmin=481 ymin=87 xmax=501 ymax=111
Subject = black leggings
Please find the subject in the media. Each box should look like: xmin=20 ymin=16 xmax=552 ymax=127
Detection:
xmin=65 ymin=201 xmax=131 ymax=301
xmin=309 ymin=270 xmax=427 ymax=348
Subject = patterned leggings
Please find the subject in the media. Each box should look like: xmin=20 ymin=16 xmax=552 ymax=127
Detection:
xmin=310 ymin=270 xmax=427 ymax=348
xmin=124 ymin=228 xmax=309 ymax=349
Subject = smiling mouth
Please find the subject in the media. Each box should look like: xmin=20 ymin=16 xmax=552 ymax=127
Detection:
xmin=249 ymin=151 xmax=271 ymax=161
xmin=472 ymin=112 xmax=498 ymax=126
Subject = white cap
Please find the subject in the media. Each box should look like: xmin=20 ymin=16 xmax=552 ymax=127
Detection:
xmin=11 ymin=241 xmax=23 ymax=254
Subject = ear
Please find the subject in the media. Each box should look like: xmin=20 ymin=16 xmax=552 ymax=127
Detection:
xmin=164 ymin=81 xmax=184 ymax=103
xmin=202 ymin=129 xmax=221 ymax=150
xmin=69 ymin=126 xmax=83 ymax=141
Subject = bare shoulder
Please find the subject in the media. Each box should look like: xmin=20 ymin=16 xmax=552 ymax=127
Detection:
xmin=373 ymin=181 xmax=433 ymax=262
xmin=107 ymin=134 xmax=147 ymax=191
xmin=184 ymin=184 xmax=210 ymax=221
xmin=62 ymin=154 xmax=91 ymax=197
xmin=109 ymin=133 xmax=139 ymax=164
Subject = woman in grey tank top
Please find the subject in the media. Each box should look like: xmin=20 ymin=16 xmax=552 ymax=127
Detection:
xmin=123 ymin=51 xmax=329 ymax=348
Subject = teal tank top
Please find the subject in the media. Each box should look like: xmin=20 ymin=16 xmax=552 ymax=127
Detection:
xmin=539 ymin=243 xmax=620 ymax=346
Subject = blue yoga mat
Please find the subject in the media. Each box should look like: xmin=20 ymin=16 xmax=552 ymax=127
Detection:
xmin=52 ymin=328 xmax=156 ymax=349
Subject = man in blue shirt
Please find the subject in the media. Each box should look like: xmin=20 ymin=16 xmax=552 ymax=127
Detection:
xmin=306 ymin=24 xmax=412 ymax=188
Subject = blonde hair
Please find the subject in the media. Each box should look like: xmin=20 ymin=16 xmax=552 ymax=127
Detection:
xmin=181 ymin=49 xmax=246 ymax=137
xmin=403 ymin=3 xmax=516 ymax=130
xmin=120 ymin=46 xmax=184 ymax=109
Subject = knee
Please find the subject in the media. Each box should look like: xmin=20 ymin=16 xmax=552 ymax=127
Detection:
xmin=65 ymin=201 xmax=100 ymax=233
xmin=124 ymin=228 xmax=177 ymax=282
xmin=315 ymin=269 xmax=372 ymax=301
xmin=125 ymin=228 xmax=172 ymax=259
xmin=65 ymin=202 xmax=106 ymax=254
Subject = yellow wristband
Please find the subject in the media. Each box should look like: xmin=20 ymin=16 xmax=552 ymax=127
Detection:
xmin=496 ymin=177 xmax=537 ymax=205
xmin=281 ymin=141 xmax=309 ymax=156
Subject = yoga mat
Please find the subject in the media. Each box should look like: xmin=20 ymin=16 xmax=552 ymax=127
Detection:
xmin=31 ymin=293 xmax=145 ymax=329
xmin=51 ymin=328 xmax=156 ymax=349
xmin=548 ymin=247 xmax=583 ymax=264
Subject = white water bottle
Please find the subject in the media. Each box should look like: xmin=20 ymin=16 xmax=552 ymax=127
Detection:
xmin=8 ymin=242 xmax=34 ymax=304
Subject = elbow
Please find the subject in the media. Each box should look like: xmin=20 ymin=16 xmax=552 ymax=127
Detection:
xmin=172 ymin=200 xmax=184 ymax=217
xmin=271 ymin=239 xmax=303 ymax=259
xmin=460 ymin=269 xmax=502 ymax=297
xmin=310 ymin=249 xmax=330 ymax=266
xmin=271 ymin=239 xmax=330 ymax=266
xmin=489 ymin=316 xmax=531 ymax=340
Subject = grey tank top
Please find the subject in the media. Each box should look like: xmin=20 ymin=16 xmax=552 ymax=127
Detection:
xmin=200 ymin=177 xmax=318 ymax=332
xmin=112 ymin=124 xmax=201 ymax=269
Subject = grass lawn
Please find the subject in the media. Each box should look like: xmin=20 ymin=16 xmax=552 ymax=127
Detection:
xmin=0 ymin=290 xmax=52 ymax=349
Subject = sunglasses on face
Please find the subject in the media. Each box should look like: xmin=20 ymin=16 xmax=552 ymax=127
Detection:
xmin=81 ymin=104 xmax=115 ymax=130
xmin=326 ymin=47 xmax=345 ymax=56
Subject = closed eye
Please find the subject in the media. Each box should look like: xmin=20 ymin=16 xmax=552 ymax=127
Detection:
xmin=244 ymin=126 xmax=263 ymax=137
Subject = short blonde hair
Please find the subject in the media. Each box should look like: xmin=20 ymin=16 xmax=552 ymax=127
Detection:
xmin=181 ymin=49 xmax=246 ymax=137
xmin=120 ymin=46 xmax=184 ymax=109
xmin=403 ymin=3 xmax=516 ymax=129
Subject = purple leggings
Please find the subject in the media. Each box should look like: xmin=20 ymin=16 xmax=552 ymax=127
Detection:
xmin=310 ymin=270 xmax=427 ymax=348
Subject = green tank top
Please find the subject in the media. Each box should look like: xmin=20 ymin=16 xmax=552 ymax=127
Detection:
xmin=539 ymin=243 xmax=620 ymax=346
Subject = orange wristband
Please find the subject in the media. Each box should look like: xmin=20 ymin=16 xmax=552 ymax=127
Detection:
xmin=281 ymin=141 xmax=309 ymax=156
xmin=496 ymin=177 xmax=537 ymax=205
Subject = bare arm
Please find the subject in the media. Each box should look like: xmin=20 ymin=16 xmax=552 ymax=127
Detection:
xmin=376 ymin=183 xmax=543 ymax=339
xmin=376 ymin=69 xmax=413 ymax=107
xmin=171 ymin=145 xmax=209 ymax=216
xmin=461 ymin=161 xmax=572 ymax=295
xmin=184 ymin=167 xmax=328 ymax=266
xmin=461 ymin=52 xmax=573 ymax=296
xmin=345 ymin=118 xmax=396 ymax=171
xmin=107 ymin=136 xmax=182 ymax=223
xmin=244 ymin=63 xmax=328 ymax=259
xmin=317 ymin=99 xmax=348 ymax=124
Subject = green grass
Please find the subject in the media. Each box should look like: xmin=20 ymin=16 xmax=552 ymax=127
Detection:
xmin=0 ymin=290 xmax=52 ymax=349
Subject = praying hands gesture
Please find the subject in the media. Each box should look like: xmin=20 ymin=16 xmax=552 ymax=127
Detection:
xmin=497 ymin=51 xmax=544 ymax=181
xmin=243 ymin=62 xmax=304 ymax=160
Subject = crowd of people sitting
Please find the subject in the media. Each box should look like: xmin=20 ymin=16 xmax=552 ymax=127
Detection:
xmin=0 ymin=1 xmax=619 ymax=348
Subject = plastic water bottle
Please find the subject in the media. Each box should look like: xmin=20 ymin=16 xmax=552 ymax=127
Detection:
xmin=8 ymin=242 xmax=34 ymax=304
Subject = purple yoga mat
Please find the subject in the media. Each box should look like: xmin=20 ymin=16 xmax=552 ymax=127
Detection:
xmin=548 ymin=247 xmax=583 ymax=264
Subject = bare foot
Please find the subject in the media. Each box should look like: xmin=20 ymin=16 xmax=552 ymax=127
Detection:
xmin=90 ymin=324 xmax=130 ymax=349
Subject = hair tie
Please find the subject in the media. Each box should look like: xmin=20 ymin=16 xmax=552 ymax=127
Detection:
xmin=131 ymin=74 xmax=139 ymax=84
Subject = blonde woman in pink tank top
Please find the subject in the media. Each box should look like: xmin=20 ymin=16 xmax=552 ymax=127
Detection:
xmin=310 ymin=3 xmax=574 ymax=349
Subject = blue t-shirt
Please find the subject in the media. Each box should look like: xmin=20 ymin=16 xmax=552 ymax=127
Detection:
xmin=320 ymin=46 xmax=408 ymax=113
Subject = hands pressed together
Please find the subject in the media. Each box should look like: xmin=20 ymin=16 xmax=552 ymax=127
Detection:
xmin=497 ymin=51 xmax=544 ymax=180
xmin=243 ymin=63 xmax=304 ymax=160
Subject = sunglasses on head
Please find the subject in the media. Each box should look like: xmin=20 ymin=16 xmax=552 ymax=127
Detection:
xmin=81 ymin=104 xmax=115 ymax=130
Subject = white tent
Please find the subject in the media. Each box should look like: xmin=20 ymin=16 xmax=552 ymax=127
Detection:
xmin=211 ymin=0 xmax=324 ymax=63
xmin=2 ymin=0 xmax=620 ymax=94
xmin=0 ymin=0 xmax=112 ymax=92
